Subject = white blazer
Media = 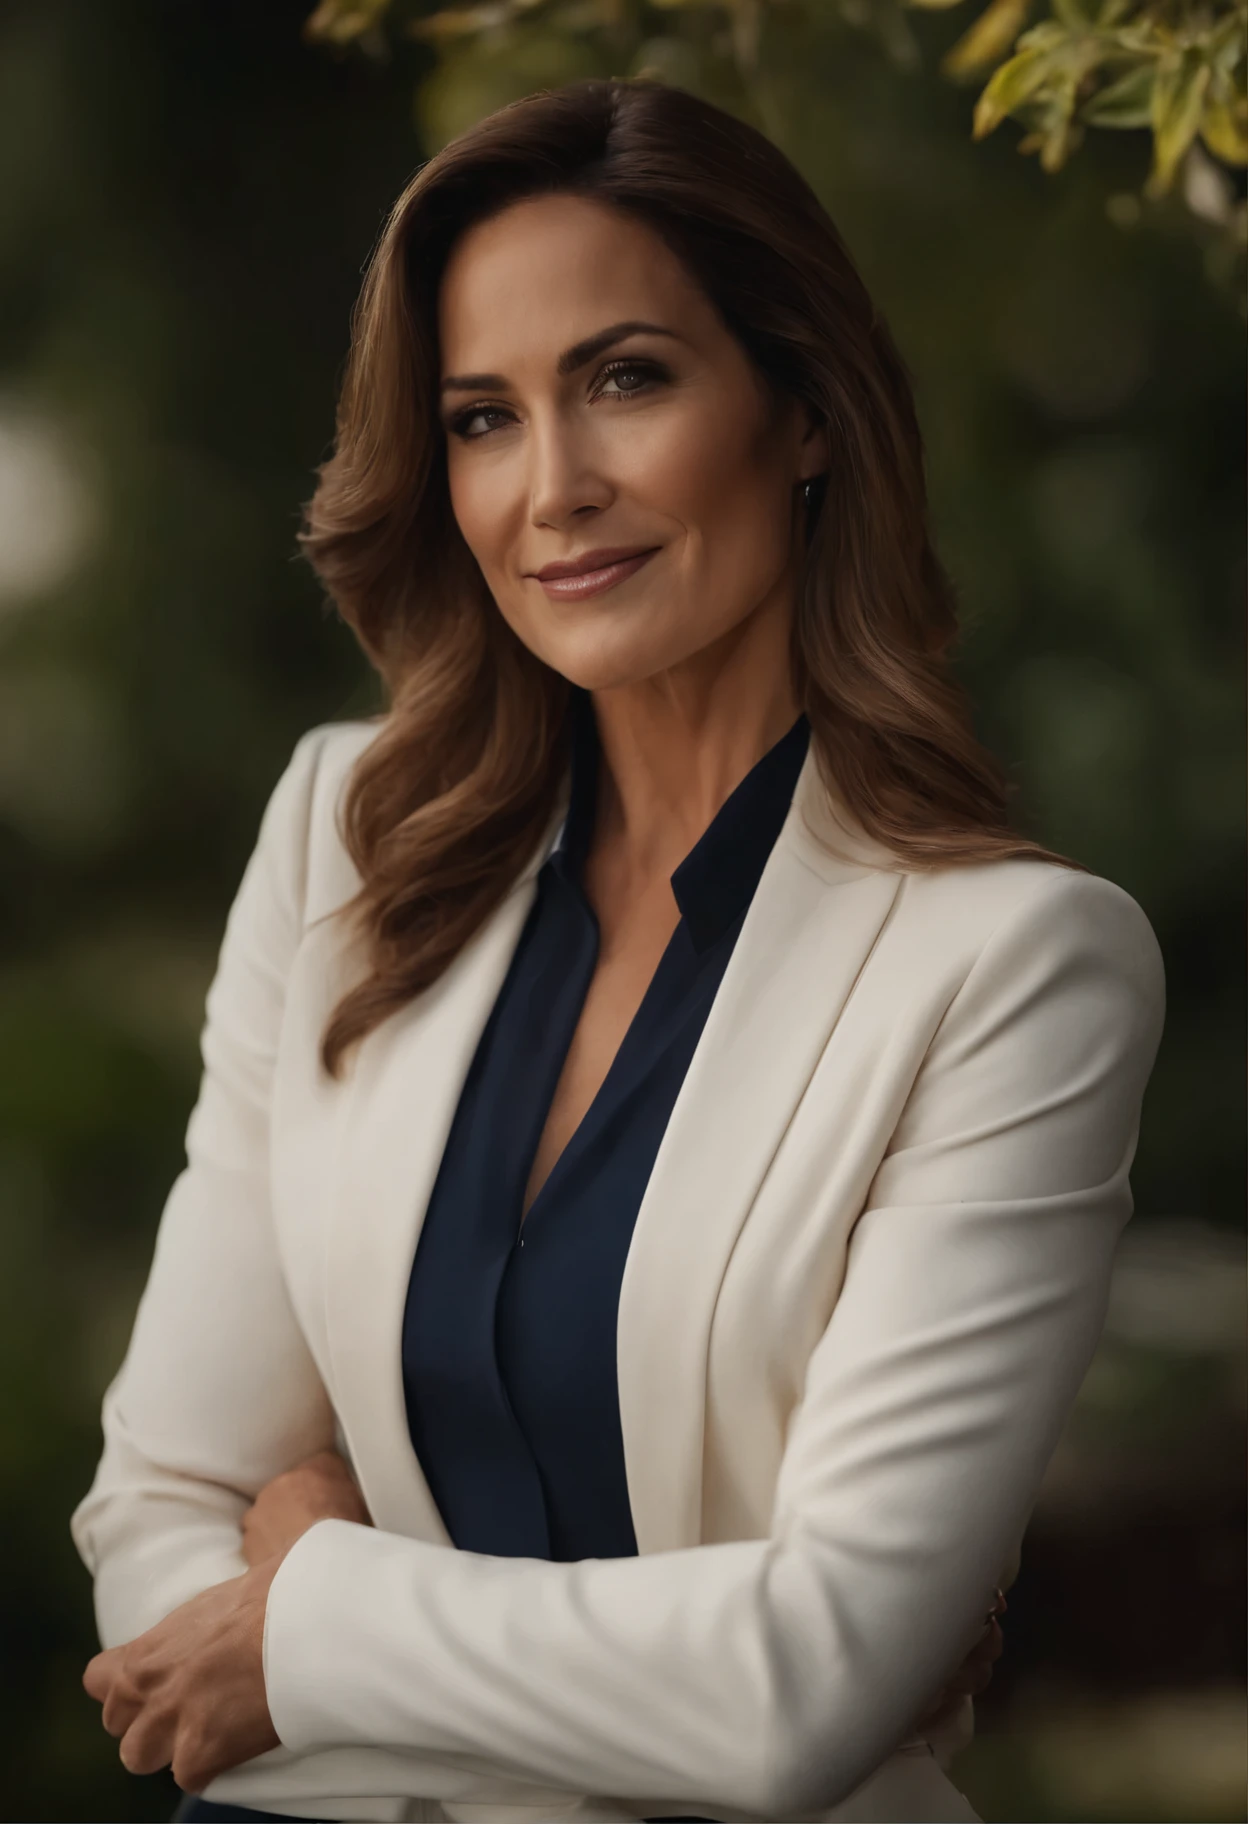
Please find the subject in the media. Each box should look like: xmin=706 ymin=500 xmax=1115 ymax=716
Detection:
xmin=72 ymin=718 xmax=1165 ymax=1824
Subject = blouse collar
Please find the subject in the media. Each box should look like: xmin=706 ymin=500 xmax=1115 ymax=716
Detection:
xmin=551 ymin=695 xmax=811 ymax=955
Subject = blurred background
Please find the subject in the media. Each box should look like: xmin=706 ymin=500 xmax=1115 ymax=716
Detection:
xmin=0 ymin=0 xmax=1243 ymax=1819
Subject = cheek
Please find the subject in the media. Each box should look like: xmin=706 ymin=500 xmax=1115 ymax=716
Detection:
xmin=446 ymin=452 xmax=561 ymax=660
xmin=446 ymin=456 xmax=509 ymax=571
xmin=631 ymin=403 xmax=791 ymax=570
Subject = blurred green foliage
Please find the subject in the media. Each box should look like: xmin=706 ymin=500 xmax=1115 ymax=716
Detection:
xmin=0 ymin=0 xmax=1242 ymax=1820
xmin=308 ymin=0 xmax=1248 ymax=273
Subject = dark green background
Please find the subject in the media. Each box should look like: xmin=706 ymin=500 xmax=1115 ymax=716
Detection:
xmin=0 ymin=1 xmax=1242 ymax=1819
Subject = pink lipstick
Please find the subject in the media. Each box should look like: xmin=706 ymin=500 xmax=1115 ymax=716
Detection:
xmin=533 ymin=546 xmax=659 ymax=600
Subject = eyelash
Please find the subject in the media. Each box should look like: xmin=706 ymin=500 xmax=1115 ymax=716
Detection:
xmin=446 ymin=357 xmax=669 ymax=441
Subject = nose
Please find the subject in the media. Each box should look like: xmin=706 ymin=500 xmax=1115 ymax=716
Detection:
xmin=527 ymin=409 xmax=613 ymax=529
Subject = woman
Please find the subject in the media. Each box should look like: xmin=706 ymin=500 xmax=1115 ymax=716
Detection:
xmin=74 ymin=78 xmax=1164 ymax=1824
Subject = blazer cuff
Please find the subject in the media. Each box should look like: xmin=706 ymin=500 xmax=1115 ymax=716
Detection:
xmin=264 ymin=1518 xmax=385 ymax=1752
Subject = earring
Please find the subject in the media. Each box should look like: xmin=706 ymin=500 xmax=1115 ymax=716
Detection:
xmin=802 ymin=479 xmax=815 ymax=507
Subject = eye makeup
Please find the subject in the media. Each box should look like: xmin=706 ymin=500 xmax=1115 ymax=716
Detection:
xmin=444 ymin=355 xmax=673 ymax=441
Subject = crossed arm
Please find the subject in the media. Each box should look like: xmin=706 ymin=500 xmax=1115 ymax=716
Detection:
xmin=74 ymin=733 xmax=1166 ymax=1817
xmin=82 ymin=1451 xmax=1005 ymax=1794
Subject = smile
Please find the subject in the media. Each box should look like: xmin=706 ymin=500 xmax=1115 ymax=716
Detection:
xmin=534 ymin=548 xmax=660 ymax=600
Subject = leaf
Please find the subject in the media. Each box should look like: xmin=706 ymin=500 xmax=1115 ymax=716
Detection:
xmin=1207 ymin=11 xmax=1247 ymax=77
xmin=942 ymin=0 xmax=1032 ymax=78
xmin=1050 ymin=0 xmax=1094 ymax=31
xmin=907 ymin=0 xmax=967 ymax=17
xmin=304 ymin=0 xmax=394 ymax=43
xmin=1041 ymin=108 xmax=1084 ymax=167
xmin=409 ymin=4 xmax=515 ymax=42
xmin=1201 ymin=92 xmax=1248 ymax=165
xmin=1109 ymin=18 xmax=1167 ymax=56
xmin=1020 ymin=72 xmax=1084 ymax=166
xmin=972 ymin=42 xmax=1061 ymax=133
xmin=1009 ymin=93 xmax=1060 ymax=128
xmin=1015 ymin=20 xmax=1072 ymax=53
xmin=1148 ymin=51 xmax=1212 ymax=194
xmin=1081 ymin=59 xmax=1157 ymax=127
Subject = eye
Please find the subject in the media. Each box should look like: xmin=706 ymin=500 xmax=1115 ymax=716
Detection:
xmin=447 ymin=403 xmax=516 ymax=441
xmin=592 ymin=357 xmax=668 ymax=400
xmin=445 ymin=356 xmax=669 ymax=440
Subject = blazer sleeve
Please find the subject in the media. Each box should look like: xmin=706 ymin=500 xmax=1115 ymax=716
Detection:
xmin=70 ymin=726 xmax=340 ymax=1647
xmin=260 ymin=867 xmax=1165 ymax=1819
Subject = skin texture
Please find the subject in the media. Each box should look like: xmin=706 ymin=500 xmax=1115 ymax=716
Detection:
xmin=82 ymin=194 xmax=1001 ymax=1791
xmin=239 ymin=1448 xmax=372 ymax=1566
xmin=84 ymin=1558 xmax=281 ymax=1791
xmin=82 ymin=1453 xmax=370 ymax=1790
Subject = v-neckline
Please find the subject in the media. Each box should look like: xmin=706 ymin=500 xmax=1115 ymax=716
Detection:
xmin=517 ymin=713 xmax=812 ymax=1237
xmin=517 ymin=905 xmax=699 ymax=1235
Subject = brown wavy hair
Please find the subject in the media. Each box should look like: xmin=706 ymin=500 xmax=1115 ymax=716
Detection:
xmin=302 ymin=76 xmax=1078 ymax=1079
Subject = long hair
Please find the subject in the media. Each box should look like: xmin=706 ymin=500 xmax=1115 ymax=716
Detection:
xmin=302 ymin=77 xmax=1077 ymax=1079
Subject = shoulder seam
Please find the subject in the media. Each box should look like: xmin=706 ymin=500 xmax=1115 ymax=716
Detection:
xmin=939 ymin=864 xmax=1163 ymax=1039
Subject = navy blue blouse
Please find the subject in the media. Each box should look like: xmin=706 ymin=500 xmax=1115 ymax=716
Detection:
xmin=400 ymin=705 xmax=811 ymax=1565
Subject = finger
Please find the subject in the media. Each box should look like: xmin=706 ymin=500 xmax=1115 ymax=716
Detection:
xmin=172 ymin=1722 xmax=226 ymax=1796
xmin=83 ymin=1648 xmax=124 ymax=1702
xmin=120 ymin=1708 xmax=177 ymax=1777
xmin=101 ymin=1677 xmax=145 ymax=1740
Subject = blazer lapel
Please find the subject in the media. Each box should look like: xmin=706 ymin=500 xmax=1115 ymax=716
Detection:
xmin=321 ymin=747 xmax=900 ymax=1558
xmin=616 ymin=750 xmax=903 ymax=1555
xmin=322 ymin=832 xmax=558 ymax=1541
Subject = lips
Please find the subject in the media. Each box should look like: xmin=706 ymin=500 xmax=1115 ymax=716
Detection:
xmin=533 ymin=545 xmax=660 ymax=601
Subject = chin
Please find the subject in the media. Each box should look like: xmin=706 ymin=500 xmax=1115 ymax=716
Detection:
xmin=515 ymin=600 xmax=722 ymax=697
xmin=535 ymin=635 xmax=695 ymax=696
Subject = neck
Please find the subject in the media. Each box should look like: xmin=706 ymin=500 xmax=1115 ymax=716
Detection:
xmin=587 ymin=593 xmax=801 ymax=884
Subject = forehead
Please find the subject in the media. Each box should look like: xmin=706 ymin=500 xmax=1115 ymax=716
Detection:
xmin=437 ymin=193 xmax=711 ymax=368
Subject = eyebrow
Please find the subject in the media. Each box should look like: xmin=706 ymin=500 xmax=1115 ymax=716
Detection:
xmin=440 ymin=320 xmax=681 ymax=395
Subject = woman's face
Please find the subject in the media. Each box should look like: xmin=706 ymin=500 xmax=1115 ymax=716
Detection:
xmin=437 ymin=193 xmax=827 ymax=694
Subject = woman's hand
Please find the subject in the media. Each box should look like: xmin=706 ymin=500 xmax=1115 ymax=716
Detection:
xmin=82 ymin=1451 xmax=372 ymax=1791
xmin=82 ymin=1556 xmax=281 ymax=1792
xmin=911 ymin=1590 xmax=1007 ymax=1736
xmin=240 ymin=1447 xmax=372 ymax=1568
